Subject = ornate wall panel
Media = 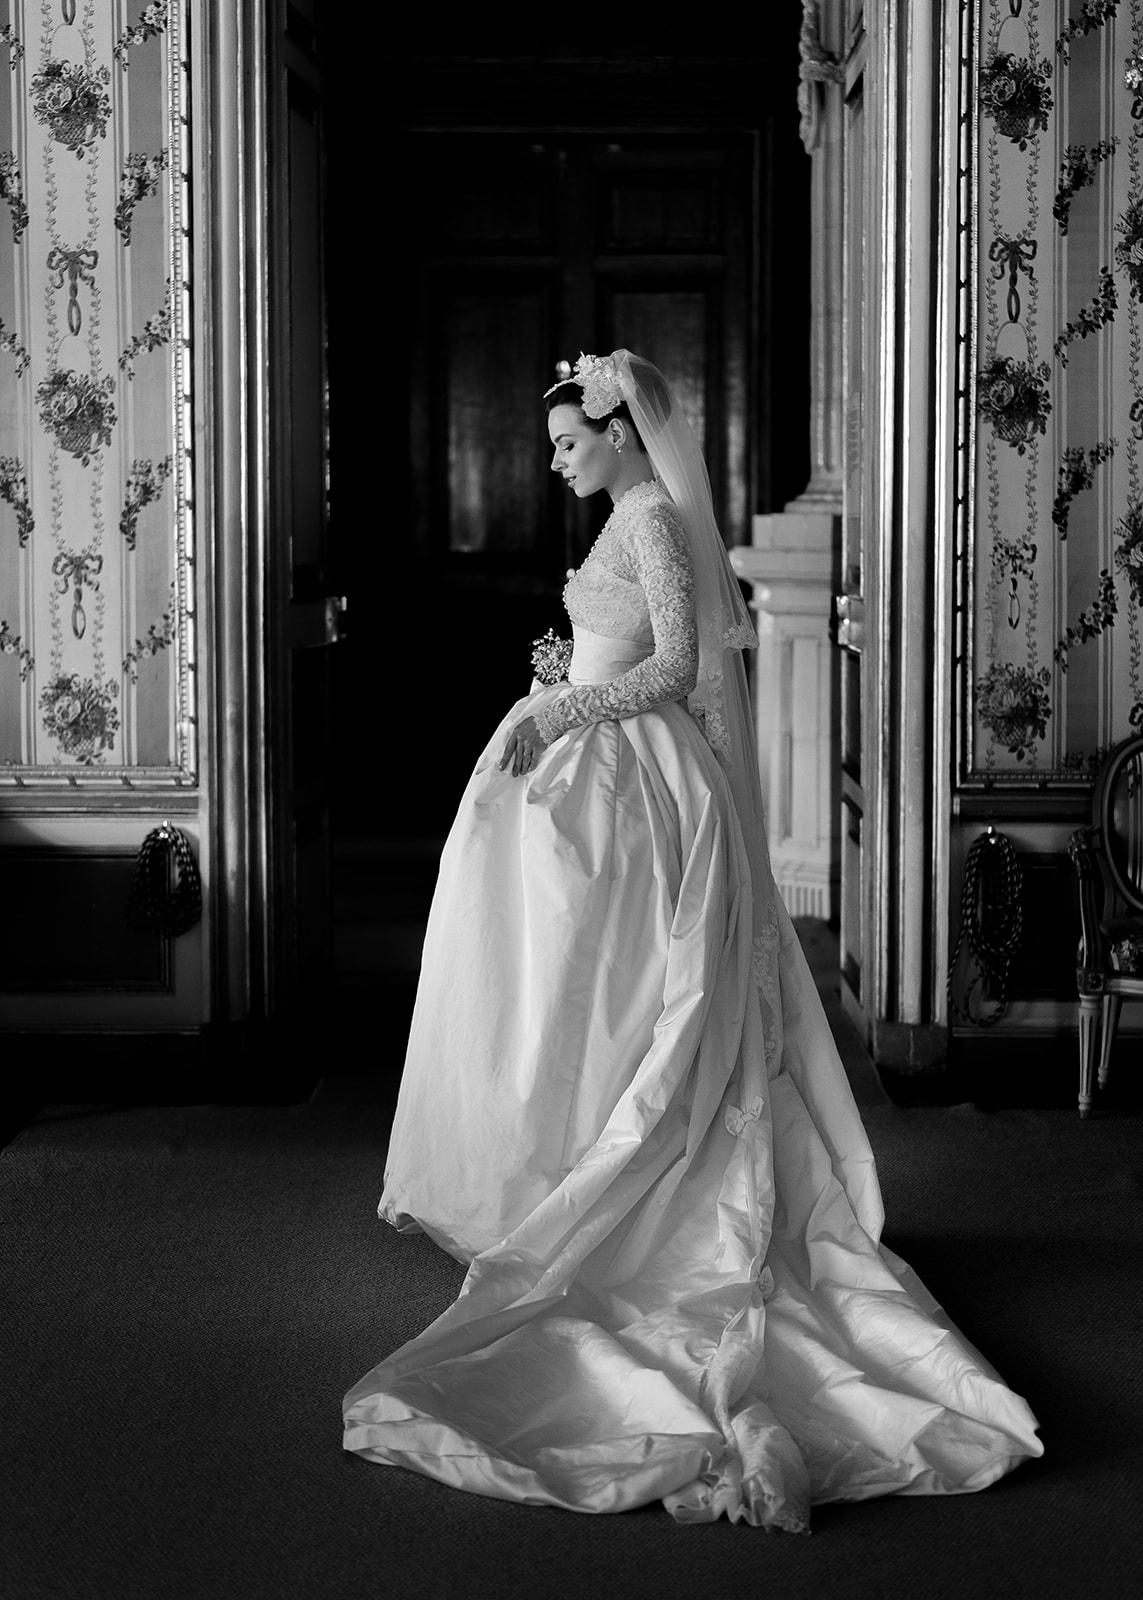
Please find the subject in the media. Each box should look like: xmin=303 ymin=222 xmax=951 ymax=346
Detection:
xmin=0 ymin=0 xmax=193 ymax=781
xmin=965 ymin=0 xmax=1143 ymax=780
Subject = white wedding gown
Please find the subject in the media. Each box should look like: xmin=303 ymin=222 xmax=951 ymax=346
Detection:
xmin=343 ymin=482 xmax=1042 ymax=1529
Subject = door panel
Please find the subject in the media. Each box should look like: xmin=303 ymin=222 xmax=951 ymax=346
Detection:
xmin=444 ymin=290 xmax=556 ymax=557
xmin=380 ymin=132 xmax=756 ymax=836
xmin=433 ymin=172 xmax=560 ymax=255
xmin=599 ymin=169 xmax=723 ymax=253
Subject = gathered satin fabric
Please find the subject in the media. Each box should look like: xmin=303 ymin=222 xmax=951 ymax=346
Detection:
xmin=568 ymin=626 xmax=653 ymax=684
xmin=344 ymin=629 xmax=1043 ymax=1528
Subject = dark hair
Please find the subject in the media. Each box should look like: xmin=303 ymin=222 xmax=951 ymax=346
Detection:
xmin=545 ymin=382 xmax=646 ymax=453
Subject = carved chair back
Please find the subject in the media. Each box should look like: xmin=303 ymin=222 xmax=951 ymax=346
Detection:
xmin=1094 ymin=732 xmax=1143 ymax=922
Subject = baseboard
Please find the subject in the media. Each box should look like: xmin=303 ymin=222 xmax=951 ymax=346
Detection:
xmin=0 ymin=1024 xmax=324 ymax=1109
xmin=880 ymin=1028 xmax=1143 ymax=1111
xmin=869 ymin=1019 xmax=948 ymax=1072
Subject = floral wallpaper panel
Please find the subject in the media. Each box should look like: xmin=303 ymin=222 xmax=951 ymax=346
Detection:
xmin=0 ymin=0 xmax=192 ymax=776
xmin=971 ymin=0 xmax=1143 ymax=777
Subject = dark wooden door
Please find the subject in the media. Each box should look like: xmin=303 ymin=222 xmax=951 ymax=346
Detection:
xmin=383 ymin=132 xmax=757 ymax=834
xmin=263 ymin=0 xmax=340 ymax=1018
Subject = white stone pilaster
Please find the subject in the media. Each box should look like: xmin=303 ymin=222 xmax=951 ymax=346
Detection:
xmin=733 ymin=512 xmax=837 ymax=918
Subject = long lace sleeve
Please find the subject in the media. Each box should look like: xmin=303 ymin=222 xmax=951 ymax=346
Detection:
xmin=532 ymin=503 xmax=698 ymax=746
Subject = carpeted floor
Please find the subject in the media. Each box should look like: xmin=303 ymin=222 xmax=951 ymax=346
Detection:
xmin=2 ymin=1085 xmax=1141 ymax=1600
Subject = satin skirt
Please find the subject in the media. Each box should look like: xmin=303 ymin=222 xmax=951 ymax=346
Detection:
xmin=344 ymin=684 xmax=1042 ymax=1528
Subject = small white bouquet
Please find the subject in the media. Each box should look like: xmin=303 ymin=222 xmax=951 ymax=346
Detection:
xmin=531 ymin=629 xmax=573 ymax=685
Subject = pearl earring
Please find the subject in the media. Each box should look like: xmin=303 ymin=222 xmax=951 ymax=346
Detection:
xmin=613 ymin=441 xmax=622 ymax=454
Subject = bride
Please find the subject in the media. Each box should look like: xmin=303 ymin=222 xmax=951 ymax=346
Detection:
xmin=343 ymin=350 xmax=1042 ymax=1529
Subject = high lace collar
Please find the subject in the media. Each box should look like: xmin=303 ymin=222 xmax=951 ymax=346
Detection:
xmin=610 ymin=477 xmax=663 ymax=512
xmin=603 ymin=477 xmax=668 ymax=527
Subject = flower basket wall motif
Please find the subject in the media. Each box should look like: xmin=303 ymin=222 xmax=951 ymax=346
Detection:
xmin=977 ymin=355 xmax=1052 ymax=454
xmin=975 ymin=663 xmax=1052 ymax=762
xmin=39 ymin=672 xmax=119 ymax=764
xmin=36 ymin=370 xmax=116 ymax=466
xmin=30 ymin=59 xmax=111 ymax=158
xmin=979 ymin=52 xmax=1053 ymax=150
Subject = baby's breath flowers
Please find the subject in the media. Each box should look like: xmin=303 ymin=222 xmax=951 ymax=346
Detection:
xmin=531 ymin=629 xmax=573 ymax=685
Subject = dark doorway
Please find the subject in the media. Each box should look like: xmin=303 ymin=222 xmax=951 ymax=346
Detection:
xmin=321 ymin=28 xmax=810 ymax=1021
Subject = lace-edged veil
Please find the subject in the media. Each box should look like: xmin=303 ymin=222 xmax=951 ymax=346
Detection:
xmin=607 ymin=349 xmax=784 ymax=1074
xmin=611 ymin=350 xmax=767 ymax=851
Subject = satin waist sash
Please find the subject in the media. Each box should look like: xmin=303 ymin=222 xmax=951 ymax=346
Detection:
xmin=568 ymin=627 xmax=652 ymax=686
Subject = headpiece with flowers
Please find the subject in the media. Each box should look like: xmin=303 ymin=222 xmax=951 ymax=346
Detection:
xmin=543 ymin=352 xmax=626 ymax=420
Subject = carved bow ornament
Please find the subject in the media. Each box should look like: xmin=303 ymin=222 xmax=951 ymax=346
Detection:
xmin=46 ymin=247 xmax=99 ymax=337
xmin=51 ymin=549 xmax=103 ymax=639
xmin=989 ymin=236 xmax=1037 ymax=325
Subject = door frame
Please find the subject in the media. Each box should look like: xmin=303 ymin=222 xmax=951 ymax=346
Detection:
xmin=203 ymin=0 xmax=274 ymax=1025
xmin=837 ymin=0 xmax=955 ymax=1065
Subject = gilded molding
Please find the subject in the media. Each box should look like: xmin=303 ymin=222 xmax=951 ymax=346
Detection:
xmin=960 ymin=0 xmax=1143 ymax=783
xmin=0 ymin=0 xmax=196 ymax=786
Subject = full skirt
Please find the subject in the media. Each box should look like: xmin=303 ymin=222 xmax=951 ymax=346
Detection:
xmin=343 ymin=685 xmax=1042 ymax=1528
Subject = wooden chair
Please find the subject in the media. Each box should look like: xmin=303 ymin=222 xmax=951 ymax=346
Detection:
xmin=1068 ymin=732 xmax=1143 ymax=1117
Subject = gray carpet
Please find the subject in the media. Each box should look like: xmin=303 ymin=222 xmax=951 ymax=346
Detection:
xmin=2 ymin=1090 xmax=1142 ymax=1600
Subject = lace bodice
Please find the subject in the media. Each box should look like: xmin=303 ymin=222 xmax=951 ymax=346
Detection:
xmin=532 ymin=481 xmax=698 ymax=746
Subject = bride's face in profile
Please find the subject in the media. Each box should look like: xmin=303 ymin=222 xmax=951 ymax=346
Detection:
xmin=548 ymin=404 xmax=618 ymax=499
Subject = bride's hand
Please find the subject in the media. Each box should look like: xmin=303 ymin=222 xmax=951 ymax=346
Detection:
xmin=499 ymin=716 xmax=546 ymax=778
